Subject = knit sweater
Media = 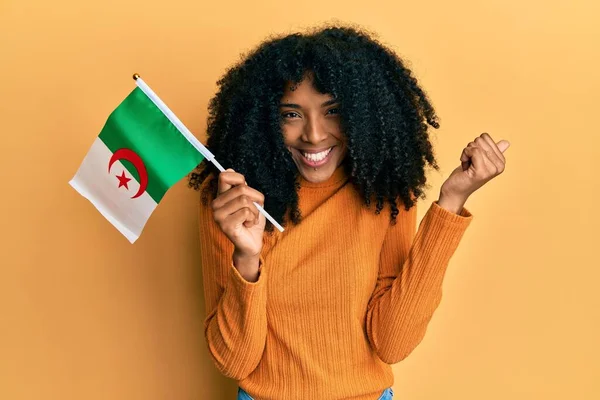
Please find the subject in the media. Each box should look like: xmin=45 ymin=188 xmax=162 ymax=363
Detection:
xmin=198 ymin=164 xmax=473 ymax=400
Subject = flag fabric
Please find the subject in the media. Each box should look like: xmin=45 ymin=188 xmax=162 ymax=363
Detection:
xmin=69 ymin=87 xmax=205 ymax=243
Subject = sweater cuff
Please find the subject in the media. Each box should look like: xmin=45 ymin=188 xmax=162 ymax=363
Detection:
xmin=414 ymin=201 xmax=473 ymax=262
xmin=431 ymin=200 xmax=473 ymax=223
xmin=219 ymin=256 xmax=268 ymax=331
xmin=227 ymin=255 xmax=267 ymax=292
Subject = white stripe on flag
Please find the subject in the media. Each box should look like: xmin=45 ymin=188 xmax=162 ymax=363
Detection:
xmin=69 ymin=138 xmax=158 ymax=243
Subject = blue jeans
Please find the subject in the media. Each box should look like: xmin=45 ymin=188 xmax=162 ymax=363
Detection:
xmin=237 ymin=386 xmax=394 ymax=399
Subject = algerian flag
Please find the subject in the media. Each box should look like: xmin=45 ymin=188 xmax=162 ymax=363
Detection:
xmin=69 ymin=80 xmax=205 ymax=243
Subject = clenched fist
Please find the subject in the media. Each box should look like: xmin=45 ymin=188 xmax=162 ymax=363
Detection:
xmin=441 ymin=132 xmax=510 ymax=199
xmin=211 ymin=169 xmax=266 ymax=279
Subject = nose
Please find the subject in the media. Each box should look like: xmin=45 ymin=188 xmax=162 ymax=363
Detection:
xmin=302 ymin=115 xmax=328 ymax=145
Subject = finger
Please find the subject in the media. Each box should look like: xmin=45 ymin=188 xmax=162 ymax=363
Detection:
xmin=479 ymin=133 xmax=505 ymax=164
xmin=496 ymin=140 xmax=511 ymax=153
xmin=214 ymin=195 xmax=260 ymax=224
xmin=212 ymin=184 xmax=265 ymax=211
xmin=226 ymin=207 xmax=258 ymax=230
xmin=462 ymin=145 xmax=485 ymax=170
xmin=460 ymin=143 xmax=475 ymax=170
xmin=475 ymin=135 xmax=504 ymax=172
xmin=463 ymin=146 xmax=498 ymax=175
xmin=217 ymin=169 xmax=246 ymax=195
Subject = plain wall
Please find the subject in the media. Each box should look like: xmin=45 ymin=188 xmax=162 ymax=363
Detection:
xmin=1 ymin=0 xmax=598 ymax=399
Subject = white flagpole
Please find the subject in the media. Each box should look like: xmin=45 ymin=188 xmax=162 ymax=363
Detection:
xmin=133 ymin=73 xmax=284 ymax=232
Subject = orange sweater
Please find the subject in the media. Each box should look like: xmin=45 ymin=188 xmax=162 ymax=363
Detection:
xmin=198 ymin=164 xmax=473 ymax=400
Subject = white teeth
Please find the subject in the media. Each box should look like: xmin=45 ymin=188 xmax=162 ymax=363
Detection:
xmin=302 ymin=147 xmax=332 ymax=162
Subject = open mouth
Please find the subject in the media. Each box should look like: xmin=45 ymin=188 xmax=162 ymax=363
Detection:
xmin=298 ymin=147 xmax=334 ymax=167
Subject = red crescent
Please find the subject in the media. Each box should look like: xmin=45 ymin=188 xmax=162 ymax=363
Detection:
xmin=108 ymin=148 xmax=148 ymax=199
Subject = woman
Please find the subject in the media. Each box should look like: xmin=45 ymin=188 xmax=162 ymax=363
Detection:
xmin=189 ymin=24 xmax=509 ymax=400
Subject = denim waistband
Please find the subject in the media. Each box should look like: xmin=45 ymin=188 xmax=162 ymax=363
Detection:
xmin=237 ymin=386 xmax=394 ymax=400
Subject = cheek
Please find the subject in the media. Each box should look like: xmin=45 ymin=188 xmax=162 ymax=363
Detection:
xmin=326 ymin=119 xmax=345 ymax=140
xmin=281 ymin=125 xmax=302 ymax=145
xmin=332 ymin=131 xmax=347 ymax=145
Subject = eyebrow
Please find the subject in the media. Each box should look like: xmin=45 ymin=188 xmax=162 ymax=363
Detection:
xmin=279 ymin=99 xmax=339 ymax=109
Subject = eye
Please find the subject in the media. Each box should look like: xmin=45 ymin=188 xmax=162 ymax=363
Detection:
xmin=282 ymin=111 xmax=300 ymax=119
xmin=327 ymin=108 xmax=340 ymax=115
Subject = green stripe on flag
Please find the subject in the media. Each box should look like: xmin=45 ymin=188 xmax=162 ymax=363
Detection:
xmin=98 ymin=87 xmax=204 ymax=203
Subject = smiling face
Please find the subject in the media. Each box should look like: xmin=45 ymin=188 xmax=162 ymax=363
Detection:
xmin=279 ymin=73 xmax=348 ymax=183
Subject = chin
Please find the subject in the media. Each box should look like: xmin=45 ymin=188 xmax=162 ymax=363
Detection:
xmin=295 ymin=160 xmax=340 ymax=183
xmin=300 ymin=170 xmax=331 ymax=183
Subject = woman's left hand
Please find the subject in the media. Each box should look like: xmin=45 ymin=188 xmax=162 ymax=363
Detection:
xmin=439 ymin=132 xmax=510 ymax=207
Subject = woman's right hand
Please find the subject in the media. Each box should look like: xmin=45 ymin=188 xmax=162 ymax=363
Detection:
xmin=211 ymin=169 xmax=266 ymax=261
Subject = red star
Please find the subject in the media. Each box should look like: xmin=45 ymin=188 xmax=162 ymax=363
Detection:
xmin=116 ymin=170 xmax=131 ymax=189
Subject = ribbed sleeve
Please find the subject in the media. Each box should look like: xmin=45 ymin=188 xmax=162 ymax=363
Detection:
xmin=198 ymin=199 xmax=268 ymax=380
xmin=365 ymin=200 xmax=473 ymax=364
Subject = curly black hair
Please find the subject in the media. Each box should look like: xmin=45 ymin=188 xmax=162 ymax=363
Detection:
xmin=188 ymin=23 xmax=442 ymax=232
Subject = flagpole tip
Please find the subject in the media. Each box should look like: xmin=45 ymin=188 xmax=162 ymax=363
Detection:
xmin=132 ymin=73 xmax=140 ymax=81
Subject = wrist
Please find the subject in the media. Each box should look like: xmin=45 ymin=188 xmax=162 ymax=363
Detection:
xmin=437 ymin=191 xmax=468 ymax=215
xmin=233 ymin=249 xmax=261 ymax=282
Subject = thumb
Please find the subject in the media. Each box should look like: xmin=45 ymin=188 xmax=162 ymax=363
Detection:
xmin=496 ymin=140 xmax=511 ymax=153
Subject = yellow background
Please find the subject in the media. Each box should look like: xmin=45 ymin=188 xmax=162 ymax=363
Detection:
xmin=1 ymin=0 xmax=598 ymax=399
